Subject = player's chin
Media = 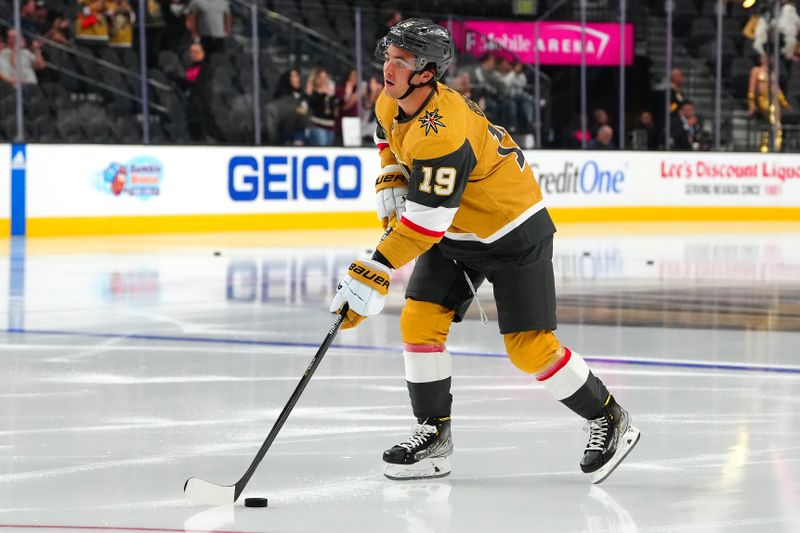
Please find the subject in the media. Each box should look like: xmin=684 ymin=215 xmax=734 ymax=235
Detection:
xmin=384 ymin=82 xmax=398 ymax=97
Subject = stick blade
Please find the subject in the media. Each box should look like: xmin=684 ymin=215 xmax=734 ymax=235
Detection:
xmin=184 ymin=477 xmax=237 ymax=505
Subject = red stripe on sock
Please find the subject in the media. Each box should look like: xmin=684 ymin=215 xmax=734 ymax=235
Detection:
xmin=536 ymin=347 xmax=572 ymax=381
xmin=403 ymin=343 xmax=445 ymax=353
xmin=400 ymin=216 xmax=446 ymax=238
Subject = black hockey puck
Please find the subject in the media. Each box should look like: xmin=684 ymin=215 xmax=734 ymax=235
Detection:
xmin=646 ymin=259 xmax=654 ymax=266
xmin=213 ymin=251 xmax=221 ymax=256
xmin=244 ymin=497 xmax=268 ymax=508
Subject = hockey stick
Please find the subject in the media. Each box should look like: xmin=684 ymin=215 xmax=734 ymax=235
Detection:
xmin=184 ymin=303 xmax=349 ymax=505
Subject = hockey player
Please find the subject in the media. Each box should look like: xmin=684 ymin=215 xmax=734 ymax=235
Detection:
xmin=329 ymin=19 xmax=640 ymax=483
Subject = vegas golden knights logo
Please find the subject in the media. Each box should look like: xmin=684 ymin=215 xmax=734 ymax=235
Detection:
xmin=419 ymin=109 xmax=446 ymax=135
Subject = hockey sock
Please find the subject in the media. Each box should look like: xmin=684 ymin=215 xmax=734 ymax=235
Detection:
xmin=536 ymin=347 xmax=609 ymax=419
xmin=404 ymin=344 xmax=453 ymax=420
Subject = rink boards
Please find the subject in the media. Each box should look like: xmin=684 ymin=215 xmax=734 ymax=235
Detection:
xmin=1 ymin=143 xmax=799 ymax=236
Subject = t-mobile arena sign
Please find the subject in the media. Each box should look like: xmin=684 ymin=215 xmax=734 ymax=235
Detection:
xmin=450 ymin=20 xmax=634 ymax=66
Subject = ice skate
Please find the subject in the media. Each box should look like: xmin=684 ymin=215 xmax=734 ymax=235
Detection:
xmin=580 ymin=397 xmax=640 ymax=484
xmin=383 ymin=417 xmax=453 ymax=480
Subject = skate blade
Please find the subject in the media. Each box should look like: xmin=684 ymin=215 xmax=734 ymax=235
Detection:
xmin=384 ymin=456 xmax=452 ymax=481
xmin=591 ymin=425 xmax=641 ymax=484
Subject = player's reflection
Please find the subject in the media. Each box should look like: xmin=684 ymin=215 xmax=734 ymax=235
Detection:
xmin=382 ymin=481 xmax=452 ymax=533
xmin=582 ymin=485 xmax=638 ymax=532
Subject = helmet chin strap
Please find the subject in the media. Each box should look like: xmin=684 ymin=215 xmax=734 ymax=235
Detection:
xmin=398 ymin=70 xmax=431 ymax=100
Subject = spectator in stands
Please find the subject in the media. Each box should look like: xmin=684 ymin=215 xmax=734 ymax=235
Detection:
xmin=185 ymin=0 xmax=231 ymax=55
xmin=488 ymin=57 xmax=534 ymax=133
xmin=509 ymin=59 xmax=535 ymax=132
xmin=472 ymin=53 xmax=500 ymax=118
xmin=360 ymin=71 xmax=383 ymax=145
xmin=778 ymin=0 xmax=800 ymax=64
xmin=670 ymin=68 xmax=685 ymax=115
xmin=336 ymin=68 xmax=365 ymax=143
xmin=337 ymin=68 xmax=365 ymax=120
xmin=375 ymin=9 xmax=402 ymax=44
xmin=634 ymin=110 xmax=660 ymax=150
xmin=751 ymin=6 xmax=772 ymax=58
xmin=267 ymin=67 xmax=308 ymax=146
xmin=163 ymin=0 xmax=190 ymax=52
xmin=670 ymin=101 xmax=701 ymax=150
xmin=567 ymin=115 xmax=591 ymax=148
xmin=0 ymin=38 xmax=10 ymax=86
xmin=21 ymin=0 xmax=40 ymax=35
xmin=138 ymin=0 xmax=167 ymax=67
xmin=306 ymin=68 xmax=339 ymax=146
xmin=587 ymin=125 xmax=615 ymax=150
xmin=591 ymin=107 xmax=611 ymax=139
xmin=0 ymin=29 xmax=45 ymax=86
xmin=37 ymin=1 xmax=71 ymax=45
xmin=20 ymin=0 xmax=68 ymax=48
xmin=75 ymin=0 xmax=110 ymax=47
xmin=179 ymin=42 xmax=215 ymax=142
xmin=449 ymin=69 xmax=473 ymax=99
xmin=748 ymin=54 xmax=792 ymax=151
xmin=108 ymin=0 xmax=135 ymax=48
xmin=494 ymin=56 xmax=517 ymax=129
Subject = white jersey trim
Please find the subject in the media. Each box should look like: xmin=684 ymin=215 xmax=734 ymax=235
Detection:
xmin=404 ymin=200 xmax=458 ymax=234
xmin=443 ymin=199 xmax=546 ymax=244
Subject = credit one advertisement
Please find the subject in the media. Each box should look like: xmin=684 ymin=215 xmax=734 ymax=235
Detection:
xmin=0 ymin=144 xmax=10 ymax=219
xmin=450 ymin=20 xmax=634 ymax=66
xmin=21 ymin=146 xmax=800 ymax=220
xmin=24 ymin=145 xmax=379 ymax=217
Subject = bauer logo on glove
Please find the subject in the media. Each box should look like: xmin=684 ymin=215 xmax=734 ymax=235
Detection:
xmin=349 ymin=263 xmax=391 ymax=293
xmin=376 ymin=173 xmax=407 ymax=188
xmin=330 ymin=259 xmax=393 ymax=329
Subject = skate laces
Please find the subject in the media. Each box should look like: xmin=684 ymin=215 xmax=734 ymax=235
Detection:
xmin=584 ymin=416 xmax=609 ymax=452
xmin=398 ymin=423 xmax=438 ymax=451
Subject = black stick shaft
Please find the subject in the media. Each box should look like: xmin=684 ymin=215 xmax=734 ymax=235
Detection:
xmin=233 ymin=304 xmax=349 ymax=500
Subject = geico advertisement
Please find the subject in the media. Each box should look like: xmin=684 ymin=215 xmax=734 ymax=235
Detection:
xmin=24 ymin=145 xmax=380 ymax=217
xmin=654 ymin=152 xmax=800 ymax=206
xmin=525 ymin=151 xmax=637 ymax=207
xmin=1 ymin=144 xmax=11 ymax=218
xmin=22 ymin=146 xmax=800 ymax=218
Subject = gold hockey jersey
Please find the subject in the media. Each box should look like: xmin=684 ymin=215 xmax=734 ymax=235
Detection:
xmin=374 ymin=82 xmax=555 ymax=268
